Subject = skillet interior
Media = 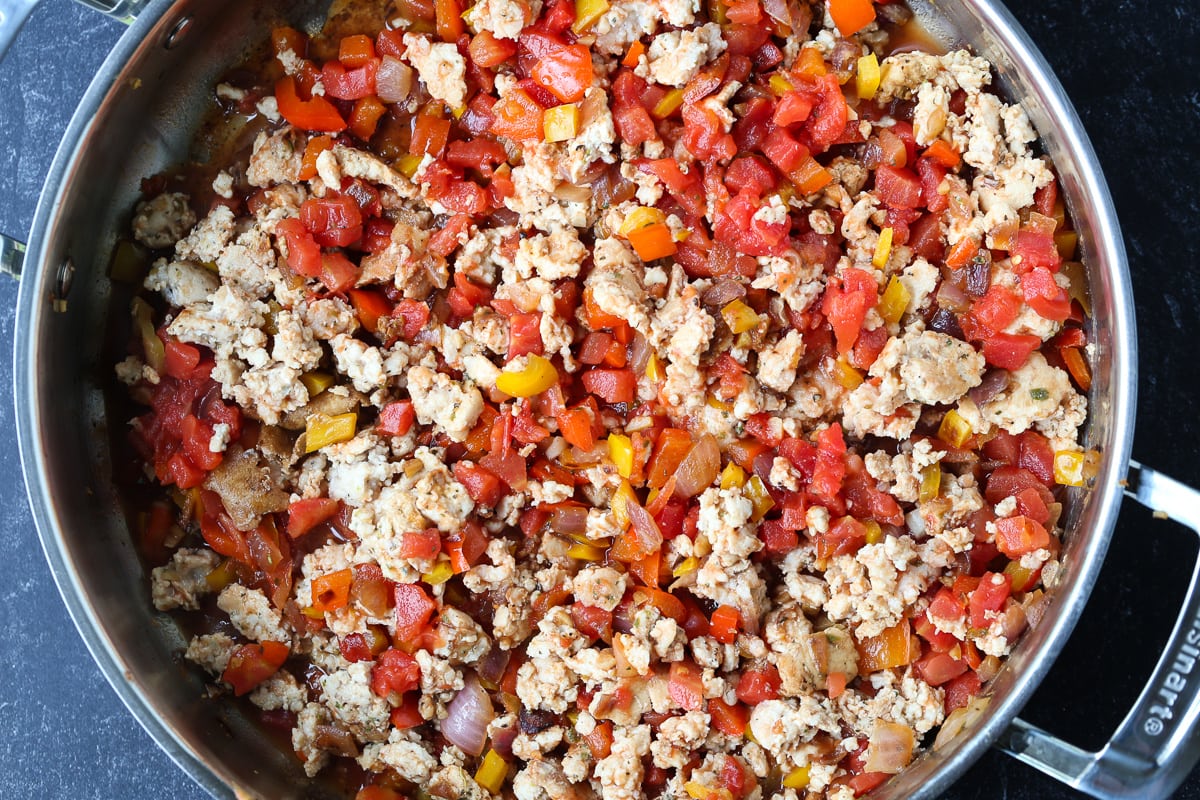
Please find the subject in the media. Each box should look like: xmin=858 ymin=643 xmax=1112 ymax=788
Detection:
xmin=14 ymin=0 xmax=1135 ymax=797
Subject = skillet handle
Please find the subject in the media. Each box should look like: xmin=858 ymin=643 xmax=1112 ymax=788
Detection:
xmin=996 ymin=460 xmax=1200 ymax=799
xmin=0 ymin=0 xmax=147 ymax=61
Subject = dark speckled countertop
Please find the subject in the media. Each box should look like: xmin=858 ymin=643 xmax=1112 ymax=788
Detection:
xmin=1 ymin=0 xmax=1198 ymax=797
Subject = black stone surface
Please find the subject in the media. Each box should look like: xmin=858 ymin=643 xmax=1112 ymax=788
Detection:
xmin=0 ymin=0 xmax=1197 ymax=797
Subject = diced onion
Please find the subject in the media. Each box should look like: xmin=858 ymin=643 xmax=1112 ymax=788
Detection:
xmin=863 ymin=720 xmax=915 ymax=774
xmin=934 ymin=697 xmax=990 ymax=751
xmin=442 ymin=673 xmax=494 ymax=757
xmin=550 ymin=505 xmax=589 ymax=536
xmin=376 ymin=56 xmax=413 ymax=104
xmin=673 ymin=434 xmax=721 ymax=499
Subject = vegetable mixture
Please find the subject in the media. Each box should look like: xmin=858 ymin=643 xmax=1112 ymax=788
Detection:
xmin=115 ymin=0 xmax=1096 ymax=797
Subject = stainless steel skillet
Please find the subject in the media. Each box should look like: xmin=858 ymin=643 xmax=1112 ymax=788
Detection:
xmin=2 ymin=0 xmax=1199 ymax=797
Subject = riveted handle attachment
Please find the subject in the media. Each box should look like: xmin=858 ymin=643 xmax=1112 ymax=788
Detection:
xmin=997 ymin=461 xmax=1200 ymax=799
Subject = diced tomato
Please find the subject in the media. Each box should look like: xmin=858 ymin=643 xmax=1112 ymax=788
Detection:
xmin=393 ymin=583 xmax=437 ymax=645
xmin=222 ymin=641 xmax=289 ymax=696
xmin=1012 ymin=228 xmax=1062 ymax=272
xmin=375 ymin=400 xmax=416 ymax=439
xmin=668 ymin=660 xmax=706 ymax=711
xmin=469 ymin=30 xmax=518 ymax=68
xmin=810 ymin=423 xmax=847 ymax=503
xmin=453 ymin=460 xmax=507 ymax=506
xmin=321 ymin=59 xmax=379 ymax=101
xmin=915 ymin=651 xmax=969 ymax=687
xmin=162 ymin=341 xmax=201 ymax=381
xmin=1021 ymin=266 xmax=1071 ymax=322
xmin=928 ymin=587 xmax=965 ymax=623
xmin=508 ymin=313 xmax=545 ymax=360
xmin=1013 ymin=486 xmax=1050 ymax=524
xmin=682 ymin=102 xmax=737 ymax=163
xmin=400 ymin=529 xmax=442 ymax=560
xmin=710 ymin=605 xmax=741 ymax=645
xmin=944 ymin=670 xmax=983 ymax=714
xmin=287 ymin=497 xmax=340 ymax=538
xmin=709 ymin=697 xmax=750 ymax=736
xmin=301 ymin=195 xmax=364 ymax=248
xmin=994 ymin=515 xmax=1051 ymax=558
xmin=361 ymin=218 xmax=394 ymax=254
xmin=760 ymin=519 xmax=800 ymax=555
xmin=917 ymin=156 xmax=949 ymax=212
xmin=276 ymin=217 xmax=323 ymax=278
xmin=874 ymin=164 xmax=923 ymax=209
xmin=410 ymin=110 xmax=453 ymax=158
xmin=913 ymin=609 xmax=960 ymax=652
xmin=581 ymin=368 xmax=636 ymax=405
xmin=773 ymin=90 xmax=815 ymax=126
xmin=846 ymin=772 xmax=890 ymax=796
xmin=371 ymin=648 xmax=422 ymax=698
xmin=390 ymin=694 xmax=424 ymax=730
xmin=968 ymin=572 xmax=1012 ymax=628
xmin=966 ymin=285 xmax=1022 ymax=336
xmin=557 ymin=406 xmax=596 ymax=450
xmin=445 ymin=140 xmax=508 ymax=179
xmin=571 ymin=602 xmax=615 ymax=643
xmin=385 ymin=299 xmax=427 ymax=342
xmin=803 ymin=74 xmax=850 ymax=153
xmin=821 ymin=268 xmax=877 ymax=354
xmin=445 ymin=521 xmax=489 ymax=572
xmin=724 ymin=155 xmax=777 ymax=196
xmin=491 ymin=87 xmax=545 ymax=141
xmin=981 ymin=332 xmax=1041 ymax=370
xmin=531 ymin=43 xmax=592 ymax=103
xmin=736 ymin=665 xmax=781 ymax=704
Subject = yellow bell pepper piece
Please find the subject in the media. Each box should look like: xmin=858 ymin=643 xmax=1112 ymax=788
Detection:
xmin=131 ymin=297 xmax=166 ymax=375
xmin=474 ymin=749 xmax=509 ymax=795
xmin=300 ymin=371 xmax=335 ymax=398
xmin=611 ymin=480 xmax=637 ymax=529
xmin=879 ymin=275 xmax=911 ymax=325
xmin=856 ymin=53 xmax=881 ymax=100
xmin=568 ymin=542 xmax=607 ymax=561
xmin=608 ymin=433 xmax=634 ymax=479
xmin=205 ymin=559 xmax=238 ymax=593
xmin=685 ymin=783 xmax=733 ymax=800
xmin=832 ymin=357 xmax=864 ymax=390
xmin=572 ymin=0 xmax=610 ymax=32
xmin=721 ymin=299 xmax=761 ymax=335
xmin=863 ymin=519 xmax=883 ymax=545
xmin=720 ymin=462 xmax=746 ymax=490
xmin=422 ymin=557 xmax=454 ymax=585
xmin=646 ymin=352 xmax=664 ymax=382
xmin=618 ymin=205 xmax=666 ymax=236
xmin=397 ymin=153 xmax=424 ymax=178
xmin=919 ymin=464 xmax=942 ymax=503
xmin=938 ymin=409 xmax=974 ymax=448
xmin=652 ymin=88 xmax=686 ymax=119
xmin=873 ymin=226 xmax=894 ymax=268
xmin=746 ymin=476 xmax=775 ymax=522
xmin=305 ymin=412 xmax=358 ymax=453
xmin=543 ymin=103 xmax=580 ymax=142
xmin=769 ymin=73 xmax=794 ymax=96
xmin=496 ymin=354 xmax=559 ymax=398
xmin=1053 ymin=450 xmax=1087 ymax=487
xmin=672 ymin=556 xmax=700 ymax=578
xmin=783 ymin=765 xmax=811 ymax=789
xmin=706 ymin=395 xmax=732 ymax=412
